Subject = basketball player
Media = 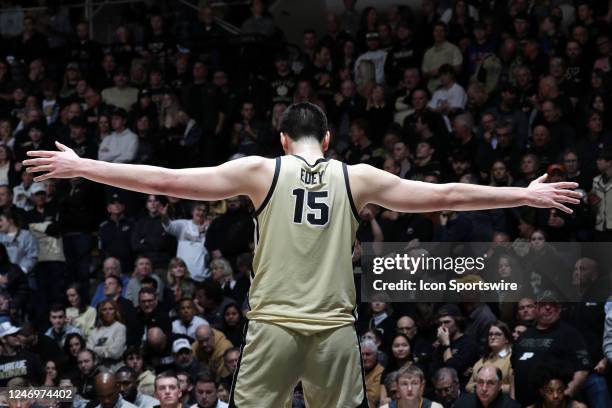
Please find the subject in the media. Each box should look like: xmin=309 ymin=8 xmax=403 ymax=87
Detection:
xmin=24 ymin=102 xmax=580 ymax=407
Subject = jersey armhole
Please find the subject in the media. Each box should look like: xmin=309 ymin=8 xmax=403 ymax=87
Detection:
xmin=253 ymin=157 xmax=281 ymax=217
xmin=342 ymin=162 xmax=360 ymax=222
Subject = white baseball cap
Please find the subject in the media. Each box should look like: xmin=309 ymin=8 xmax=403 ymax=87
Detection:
xmin=172 ymin=338 xmax=192 ymax=353
xmin=0 ymin=321 xmax=20 ymax=337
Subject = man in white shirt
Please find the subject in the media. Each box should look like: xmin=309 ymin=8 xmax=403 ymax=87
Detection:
xmin=428 ymin=64 xmax=467 ymax=115
xmin=171 ymin=298 xmax=209 ymax=340
xmin=98 ymin=108 xmax=138 ymax=164
xmin=116 ymin=366 xmax=160 ymax=408
xmin=161 ymin=202 xmax=209 ymax=281
xmin=354 ymin=32 xmax=388 ymax=84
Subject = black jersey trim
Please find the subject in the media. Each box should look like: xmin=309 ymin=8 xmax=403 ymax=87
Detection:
xmin=293 ymin=154 xmax=329 ymax=167
xmin=228 ymin=320 xmax=249 ymax=407
xmin=253 ymin=157 xmax=281 ymax=217
xmin=342 ymin=162 xmax=360 ymax=221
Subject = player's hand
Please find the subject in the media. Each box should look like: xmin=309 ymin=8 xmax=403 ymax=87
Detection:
xmin=525 ymin=174 xmax=581 ymax=214
xmin=23 ymin=141 xmax=81 ymax=182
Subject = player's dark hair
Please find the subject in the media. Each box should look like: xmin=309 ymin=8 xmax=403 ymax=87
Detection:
xmin=279 ymin=102 xmax=328 ymax=142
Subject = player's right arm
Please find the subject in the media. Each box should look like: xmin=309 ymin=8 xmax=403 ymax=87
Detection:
xmin=348 ymin=163 xmax=581 ymax=214
xmin=23 ymin=142 xmax=274 ymax=208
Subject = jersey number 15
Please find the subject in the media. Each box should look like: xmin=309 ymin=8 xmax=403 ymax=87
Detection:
xmin=292 ymin=188 xmax=329 ymax=226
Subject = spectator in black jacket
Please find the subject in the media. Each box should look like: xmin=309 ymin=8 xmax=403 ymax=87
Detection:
xmin=205 ymin=197 xmax=253 ymax=267
xmin=135 ymin=287 xmax=171 ymax=342
xmin=98 ymin=194 xmax=134 ymax=274
xmin=430 ymin=304 xmax=479 ymax=389
xmin=131 ymin=195 xmax=174 ymax=271
xmin=58 ymin=178 xmax=98 ymax=291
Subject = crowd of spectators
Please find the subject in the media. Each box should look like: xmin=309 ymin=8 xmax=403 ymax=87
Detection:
xmin=0 ymin=0 xmax=611 ymax=407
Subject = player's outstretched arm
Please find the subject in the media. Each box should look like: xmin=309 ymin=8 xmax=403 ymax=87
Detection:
xmin=348 ymin=163 xmax=581 ymax=214
xmin=23 ymin=142 xmax=274 ymax=205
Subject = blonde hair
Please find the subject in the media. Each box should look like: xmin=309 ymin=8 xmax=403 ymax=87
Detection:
xmin=211 ymin=258 xmax=233 ymax=278
xmin=397 ymin=365 xmax=425 ymax=383
xmin=166 ymin=257 xmax=192 ymax=286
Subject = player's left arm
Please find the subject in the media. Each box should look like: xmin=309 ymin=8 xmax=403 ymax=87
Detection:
xmin=348 ymin=163 xmax=581 ymax=214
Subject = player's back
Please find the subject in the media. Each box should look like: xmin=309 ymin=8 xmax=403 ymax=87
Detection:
xmin=248 ymin=155 xmax=359 ymax=334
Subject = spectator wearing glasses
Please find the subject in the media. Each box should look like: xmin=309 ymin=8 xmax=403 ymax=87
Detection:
xmin=454 ymin=365 xmax=520 ymax=408
xmin=380 ymin=365 xmax=443 ymax=408
xmin=466 ymin=322 xmax=513 ymax=394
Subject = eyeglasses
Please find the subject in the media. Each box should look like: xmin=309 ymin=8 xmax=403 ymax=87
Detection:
xmin=488 ymin=332 xmax=504 ymax=337
xmin=397 ymin=326 xmax=415 ymax=331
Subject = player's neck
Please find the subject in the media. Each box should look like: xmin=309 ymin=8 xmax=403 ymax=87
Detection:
xmin=287 ymin=140 xmax=325 ymax=161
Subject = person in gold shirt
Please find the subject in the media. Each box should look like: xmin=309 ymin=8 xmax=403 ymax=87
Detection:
xmin=466 ymin=321 xmax=513 ymax=394
xmin=191 ymin=324 xmax=233 ymax=381
xmin=362 ymin=339 xmax=384 ymax=407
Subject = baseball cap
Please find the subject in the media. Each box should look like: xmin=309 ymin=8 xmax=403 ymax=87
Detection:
xmin=0 ymin=321 xmax=20 ymax=337
xmin=138 ymin=89 xmax=151 ymax=99
xmin=107 ymin=193 xmax=124 ymax=205
xmin=437 ymin=303 xmax=462 ymax=319
xmin=536 ymin=290 xmax=560 ymax=303
xmin=30 ymin=183 xmax=46 ymax=195
xmin=172 ymin=338 xmax=192 ymax=353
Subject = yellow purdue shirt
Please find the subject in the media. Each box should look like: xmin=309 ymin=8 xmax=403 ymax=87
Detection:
xmin=247 ymin=155 xmax=360 ymax=334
